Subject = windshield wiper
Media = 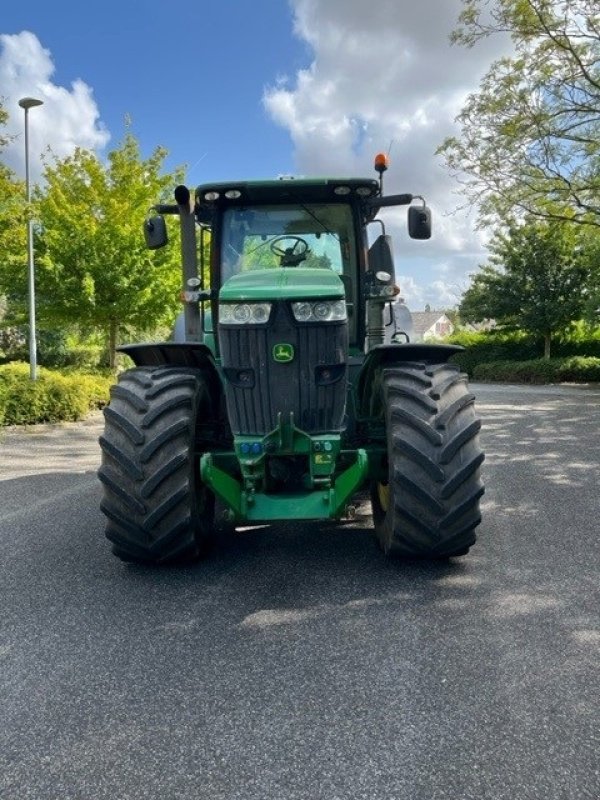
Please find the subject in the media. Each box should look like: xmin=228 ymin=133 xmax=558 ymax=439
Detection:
xmin=300 ymin=205 xmax=339 ymax=241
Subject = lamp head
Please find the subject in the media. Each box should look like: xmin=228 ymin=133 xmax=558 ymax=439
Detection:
xmin=18 ymin=97 xmax=44 ymax=110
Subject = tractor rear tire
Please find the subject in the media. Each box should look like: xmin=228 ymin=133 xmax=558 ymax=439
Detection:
xmin=371 ymin=363 xmax=484 ymax=558
xmin=98 ymin=366 xmax=216 ymax=564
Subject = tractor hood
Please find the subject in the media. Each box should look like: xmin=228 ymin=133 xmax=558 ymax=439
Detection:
xmin=219 ymin=268 xmax=345 ymax=302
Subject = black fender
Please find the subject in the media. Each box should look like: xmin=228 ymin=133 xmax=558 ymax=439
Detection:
xmin=118 ymin=341 xmax=217 ymax=370
xmin=355 ymin=343 xmax=464 ymax=418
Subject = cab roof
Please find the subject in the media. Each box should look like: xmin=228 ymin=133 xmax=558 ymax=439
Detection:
xmin=195 ymin=177 xmax=380 ymax=206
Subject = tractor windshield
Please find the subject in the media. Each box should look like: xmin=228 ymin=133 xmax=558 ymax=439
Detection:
xmin=221 ymin=203 xmax=357 ymax=282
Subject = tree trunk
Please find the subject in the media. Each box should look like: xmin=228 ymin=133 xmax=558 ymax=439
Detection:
xmin=544 ymin=332 xmax=551 ymax=360
xmin=109 ymin=318 xmax=118 ymax=372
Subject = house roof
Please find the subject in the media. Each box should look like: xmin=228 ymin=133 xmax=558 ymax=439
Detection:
xmin=411 ymin=311 xmax=450 ymax=336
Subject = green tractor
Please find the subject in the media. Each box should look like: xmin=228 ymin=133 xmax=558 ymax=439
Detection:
xmin=99 ymin=156 xmax=484 ymax=564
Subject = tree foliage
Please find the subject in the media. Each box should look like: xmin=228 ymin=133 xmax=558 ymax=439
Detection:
xmin=0 ymin=101 xmax=26 ymax=315
xmin=577 ymin=226 xmax=600 ymax=320
xmin=439 ymin=0 xmax=600 ymax=227
xmin=0 ymin=100 xmax=10 ymax=150
xmin=36 ymin=134 xmax=184 ymax=368
xmin=459 ymin=220 xmax=589 ymax=356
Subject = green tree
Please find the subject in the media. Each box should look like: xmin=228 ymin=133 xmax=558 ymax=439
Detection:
xmin=0 ymin=101 xmax=27 ymax=318
xmin=459 ymin=220 xmax=589 ymax=357
xmin=37 ymin=133 xmax=184 ymax=368
xmin=438 ymin=0 xmax=600 ymax=228
xmin=577 ymin=226 xmax=600 ymax=321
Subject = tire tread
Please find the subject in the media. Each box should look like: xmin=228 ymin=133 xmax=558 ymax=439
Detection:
xmin=98 ymin=366 xmax=216 ymax=564
xmin=372 ymin=362 xmax=484 ymax=558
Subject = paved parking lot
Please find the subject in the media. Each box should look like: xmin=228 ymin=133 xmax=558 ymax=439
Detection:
xmin=1 ymin=384 xmax=599 ymax=799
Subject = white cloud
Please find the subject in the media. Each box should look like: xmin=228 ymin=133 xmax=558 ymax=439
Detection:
xmin=264 ymin=0 xmax=512 ymax=309
xmin=1 ymin=31 xmax=110 ymax=182
xmin=396 ymin=275 xmax=425 ymax=308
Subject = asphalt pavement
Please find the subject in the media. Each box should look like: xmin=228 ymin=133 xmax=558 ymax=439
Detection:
xmin=0 ymin=383 xmax=599 ymax=800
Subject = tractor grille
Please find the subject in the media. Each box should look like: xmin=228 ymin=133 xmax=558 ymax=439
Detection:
xmin=219 ymin=302 xmax=348 ymax=435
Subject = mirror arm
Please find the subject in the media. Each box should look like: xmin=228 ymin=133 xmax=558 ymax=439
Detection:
xmin=365 ymin=193 xmax=413 ymax=210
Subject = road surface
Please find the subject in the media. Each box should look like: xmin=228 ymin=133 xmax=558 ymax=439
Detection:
xmin=0 ymin=384 xmax=599 ymax=799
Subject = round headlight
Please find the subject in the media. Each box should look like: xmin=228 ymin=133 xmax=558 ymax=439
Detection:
xmin=334 ymin=186 xmax=351 ymax=195
xmin=251 ymin=304 xmax=270 ymax=323
xmin=293 ymin=302 xmax=312 ymax=322
xmin=314 ymin=302 xmax=333 ymax=320
xmin=225 ymin=189 xmax=242 ymax=199
xmin=204 ymin=191 xmax=220 ymax=201
xmin=234 ymin=304 xmax=252 ymax=323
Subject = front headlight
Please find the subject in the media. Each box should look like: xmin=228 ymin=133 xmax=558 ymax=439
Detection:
xmin=291 ymin=300 xmax=347 ymax=323
xmin=219 ymin=303 xmax=272 ymax=325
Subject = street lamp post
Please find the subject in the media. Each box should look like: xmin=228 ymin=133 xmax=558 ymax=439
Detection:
xmin=18 ymin=96 xmax=44 ymax=381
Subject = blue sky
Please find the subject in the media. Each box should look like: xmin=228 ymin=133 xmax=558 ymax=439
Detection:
xmin=1 ymin=1 xmax=306 ymax=182
xmin=1 ymin=0 xmax=512 ymax=309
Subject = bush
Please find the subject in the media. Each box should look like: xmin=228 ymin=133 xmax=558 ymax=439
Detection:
xmin=448 ymin=331 xmax=540 ymax=375
xmin=555 ymin=356 xmax=600 ymax=382
xmin=449 ymin=329 xmax=600 ymax=376
xmin=473 ymin=356 xmax=600 ymax=384
xmin=0 ymin=363 xmax=113 ymax=426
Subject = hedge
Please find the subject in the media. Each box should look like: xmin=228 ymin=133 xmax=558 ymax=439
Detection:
xmin=448 ymin=330 xmax=600 ymax=376
xmin=0 ymin=363 xmax=113 ymax=426
xmin=473 ymin=356 xmax=600 ymax=384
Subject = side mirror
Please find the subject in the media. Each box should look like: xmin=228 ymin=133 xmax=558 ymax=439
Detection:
xmin=408 ymin=205 xmax=431 ymax=240
xmin=144 ymin=215 xmax=168 ymax=249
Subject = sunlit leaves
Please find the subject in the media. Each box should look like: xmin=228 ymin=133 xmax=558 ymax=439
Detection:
xmin=440 ymin=0 xmax=600 ymax=227
xmin=36 ymin=133 xmax=184 ymax=366
xmin=0 ymin=100 xmax=27 ymax=313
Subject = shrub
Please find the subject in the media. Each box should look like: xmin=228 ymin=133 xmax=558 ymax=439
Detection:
xmin=449 ymin=329 xmax=600 ymax=376
xmin=0 ymin=363 xmax=112 ymax=426
xmin=448 ymin=331 xmax=540 ymax=375
xmin=473 ymin=357 xmax=600 ymax=384
xmin=555 ymin=356 xmax=600 ymax=383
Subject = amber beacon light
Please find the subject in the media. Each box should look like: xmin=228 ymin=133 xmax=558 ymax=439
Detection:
xmin=374 ymin=152 xmax=389 ymax=173
xmin=374 ymin=152 xmax=389 ymax=192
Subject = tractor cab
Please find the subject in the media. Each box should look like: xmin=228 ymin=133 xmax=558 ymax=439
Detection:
xmin=187 ymin=174 xmax=430 ymax=356
xmin=199 ymin=179 xmax=372 ymax=349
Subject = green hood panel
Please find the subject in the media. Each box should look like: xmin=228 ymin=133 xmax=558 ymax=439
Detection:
xmin=219 ymin=268 xmax=345 ymax=302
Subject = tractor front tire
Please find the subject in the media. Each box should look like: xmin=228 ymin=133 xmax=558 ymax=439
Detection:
xmin=99 ymin=367 xmax=216 ymax=564
xmin=371 ymin=363 xmax=484 ymax=558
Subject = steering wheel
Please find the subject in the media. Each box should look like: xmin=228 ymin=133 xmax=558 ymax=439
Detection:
xmin=270 ymin=236 xmax=309 ymax=266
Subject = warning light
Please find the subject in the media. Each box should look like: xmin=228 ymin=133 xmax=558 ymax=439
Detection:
xmin=374 ymin=153 xmax=389 ymax=174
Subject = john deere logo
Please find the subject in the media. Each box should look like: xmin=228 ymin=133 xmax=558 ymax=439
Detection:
xmin=273 ymin=343 xmax=294 ymax=363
